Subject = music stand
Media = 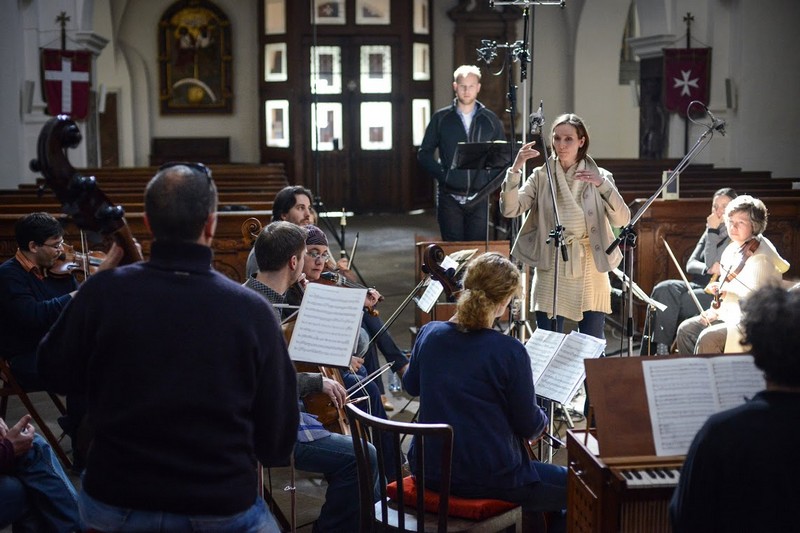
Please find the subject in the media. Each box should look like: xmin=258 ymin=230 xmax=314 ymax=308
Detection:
xmin=452 ymin=140 xmax=520 ymax=172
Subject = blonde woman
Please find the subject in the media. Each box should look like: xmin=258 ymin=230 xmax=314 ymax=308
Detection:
xmin=403 ymin=253 xmax=567 ymax=531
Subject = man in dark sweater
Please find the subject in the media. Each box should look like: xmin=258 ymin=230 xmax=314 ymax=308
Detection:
xmin=670 ymin=285 xmax=800 ymax=532
xmin=418 ymin=64 xmax=506 ymax=241
xmin=38 ymin=163 xmax=299 ymax=532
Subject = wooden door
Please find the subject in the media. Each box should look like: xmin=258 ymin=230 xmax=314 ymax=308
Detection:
xmin=301 ymin=36 xmax=401 ymax=213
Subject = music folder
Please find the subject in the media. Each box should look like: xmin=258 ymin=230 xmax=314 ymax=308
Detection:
xmin=451 ymin=140 xmax=520 ymax=170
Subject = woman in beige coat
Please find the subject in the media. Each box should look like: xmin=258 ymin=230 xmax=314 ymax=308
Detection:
xmin=500 ymin=113 xmax=630 ymax=340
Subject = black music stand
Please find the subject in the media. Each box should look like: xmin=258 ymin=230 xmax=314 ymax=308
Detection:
xmin=451 ymin=140 xmax=520 ymax=172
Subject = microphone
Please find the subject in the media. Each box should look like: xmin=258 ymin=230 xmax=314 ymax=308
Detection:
xmin=529 ymin=100 xmax=544 ymax=134
xmin=705 ymin=105 xmax=727 ymax=136
xmin=476 ymin=40 xmax=497 ymax=64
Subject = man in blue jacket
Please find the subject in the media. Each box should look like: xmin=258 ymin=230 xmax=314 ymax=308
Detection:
xmin=418 ymin=64 xmax=506 ymax=241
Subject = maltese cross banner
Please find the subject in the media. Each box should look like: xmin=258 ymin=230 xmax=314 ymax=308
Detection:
xmin=41 ymin=48 xmax=91 ymax=119
xmin=663 ymin=48 xmax=711 ymax=117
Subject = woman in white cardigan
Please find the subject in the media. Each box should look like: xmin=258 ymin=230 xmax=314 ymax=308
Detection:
xmin=499 ymin=113 xmax=630 ymax=340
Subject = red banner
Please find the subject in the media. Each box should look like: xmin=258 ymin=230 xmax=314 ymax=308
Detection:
xmin=41 ymin=49 xmax=91 ymax=119
xmin=663 ymin=48 xmax=711 ymax=117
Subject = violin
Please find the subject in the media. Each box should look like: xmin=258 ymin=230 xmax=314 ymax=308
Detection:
xmin=30 ymin=116 xmax=142 ymax=265
xmin=710 ymin=238 xmax=760 ymax=309
xmin=318 ymin=270 xmax=383 ymax=316
xmin=48 ymin=243 xmax=106 ymax=279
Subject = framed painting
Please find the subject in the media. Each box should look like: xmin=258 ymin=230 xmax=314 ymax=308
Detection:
xmin=265 ymin=100 xmax=290 ymax=147
xmin=264 ymin=0 xmax=286 ymax=35
xmin=265 ymin=43 xmax=287 ymax=82
xmin=158 ymin=0 xmax=233 ymax=114
xmin=413 ymin=0 xmax=429 ymax=34
xmin=356 ymin=0 xmax=390 ymax=25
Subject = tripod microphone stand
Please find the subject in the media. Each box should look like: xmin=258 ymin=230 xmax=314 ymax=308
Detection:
xmin=604 ymin=100 xmax=726 ymax=357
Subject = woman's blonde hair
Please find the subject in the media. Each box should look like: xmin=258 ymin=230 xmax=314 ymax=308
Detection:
xmin=456 ymin=253 xmax=522 ymax=331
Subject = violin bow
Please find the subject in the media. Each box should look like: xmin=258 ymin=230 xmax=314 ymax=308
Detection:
xmin=345 ymin=362 xmax=393 ymax=399
xmin=662 ymin=238 xmax=705 ymax=315
xmin=347 ymin=232 xmax=359 ymax=270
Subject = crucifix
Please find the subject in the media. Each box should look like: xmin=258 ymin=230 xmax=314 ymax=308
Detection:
xmin=56 ymin=11 xmax=70 ymax=51
xmin=682 ymin=12 xmax=694 ymax=152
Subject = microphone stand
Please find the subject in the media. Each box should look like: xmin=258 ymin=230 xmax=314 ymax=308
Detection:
xmin=605 ymin=101 xmax=724 ymax=357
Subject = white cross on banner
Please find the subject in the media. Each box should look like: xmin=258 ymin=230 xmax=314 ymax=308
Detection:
xmin=41 ymin=48 xmax=91 ymax=119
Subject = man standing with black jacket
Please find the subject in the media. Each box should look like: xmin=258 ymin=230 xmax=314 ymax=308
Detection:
xmin=418 ymin=64 xmax=505 ymax=241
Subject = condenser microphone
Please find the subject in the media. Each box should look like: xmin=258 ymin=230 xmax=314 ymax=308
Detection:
xmin=476 ymin=40 xmax=497 ymax=64
xmin=705 ymin=105 xmax=727 ymax=136
xmin=529 ymin=100 xmax=544 ymax=134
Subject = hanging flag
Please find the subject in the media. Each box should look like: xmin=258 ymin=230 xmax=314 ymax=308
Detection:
xmin=663 ymin=48 xmax=711 ymax=117
xmin=41 ymin=48 xmax=92 ymax=119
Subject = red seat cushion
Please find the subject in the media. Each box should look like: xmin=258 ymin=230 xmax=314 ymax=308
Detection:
xmin=385 ymin=476 xmax=517 ymax=521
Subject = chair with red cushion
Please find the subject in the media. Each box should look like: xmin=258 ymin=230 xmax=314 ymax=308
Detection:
xmin=347 ymin=403 xmax=523 ymax=532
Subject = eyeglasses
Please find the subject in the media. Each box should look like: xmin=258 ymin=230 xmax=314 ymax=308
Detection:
xmin=158 ymin=161 xmax=213 ymax=183
xmin=306 ymin=250 xmax=331 ymax=262
xmin=39 ymin=240 xmax=65 ymax=250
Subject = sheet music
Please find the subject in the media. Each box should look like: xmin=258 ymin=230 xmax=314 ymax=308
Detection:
xmin=525 ymin=330 xmax=605 ymax=405
xmin=642 ymin=356 xmax=763 ymax=456
xmin=525 ymin=328 xmax=564 ymax=382
xmin=288 ymin=283 xmax=367 ymax=366
xmin=708 ymin=355 xmax=765 ymax=410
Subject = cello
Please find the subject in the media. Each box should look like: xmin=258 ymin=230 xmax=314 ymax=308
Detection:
xmin=30 ymin=116 xmax=142 ymax=265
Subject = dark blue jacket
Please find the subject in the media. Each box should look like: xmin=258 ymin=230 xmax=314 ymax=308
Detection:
xmin=403 ymin=321 xmax=546 ymax=493
xmin=418 ymin=99 xmax=506 ymax=195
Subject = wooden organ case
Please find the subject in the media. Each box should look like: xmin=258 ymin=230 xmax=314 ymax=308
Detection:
xmin=567 ymin=356 xmax=687 ymax=532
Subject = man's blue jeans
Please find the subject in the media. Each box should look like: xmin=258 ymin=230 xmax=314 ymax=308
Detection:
xmin=0 ymin=434 xmax=80 ymax=532
xmin=295 ymin=432 xmax=380 ymax=532
xmin=79 ymin=491 xmax=280 ymax=532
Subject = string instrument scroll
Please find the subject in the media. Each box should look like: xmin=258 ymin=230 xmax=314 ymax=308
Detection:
xmin=30 ymin=116 xmax=143 ymax=265
xmin=421 ymin=244 xmax=461 ymax=302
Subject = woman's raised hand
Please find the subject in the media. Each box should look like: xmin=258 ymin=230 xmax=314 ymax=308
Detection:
xmin=510 ymin=141 xmax=540 ymax=173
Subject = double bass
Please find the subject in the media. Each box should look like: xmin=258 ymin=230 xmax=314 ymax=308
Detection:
xmin=30 ymin=116 xmax=142 ymax=265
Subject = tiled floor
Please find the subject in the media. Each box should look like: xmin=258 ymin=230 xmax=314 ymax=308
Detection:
xmin=3 ymin=210 xmax=604 ymax=531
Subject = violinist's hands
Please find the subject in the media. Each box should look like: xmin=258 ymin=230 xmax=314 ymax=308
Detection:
xmin=364 ymin=289 xmax=381 ymax=308
xmin=335 ymin=258 xmax=357 ymax=282
xmin=322 ymin=377 xmax=347 ymax=409
xmin=704 ymin=281 xmax=721 ymax=296
xmin=509 ymin=141 xmax=539 ymax=177
xmin=700 ymin=308 xmax=718 ymax=326
xmin=575 ymin=169 xmax=604 ymax=187
xmin=707 ymin=261 xmax=722 ymax=276
xmin=3 ymin=415 xmax=35 ymax=456
xmin=707 ymin=210 xmax=724 ymax=230
xmin=97 ymin=242 xmax=125 ymax=272
xmin=297 ymin=273 xmax=309 ymax=290
xmin=350 ymin=356 xmax=364 ymax=373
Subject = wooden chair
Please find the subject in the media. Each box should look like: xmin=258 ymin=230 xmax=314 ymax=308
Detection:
xmin=0 ymin=357 xmax=72 ymax=469
xmin=346 ymin=403 xmax=522 ymax=532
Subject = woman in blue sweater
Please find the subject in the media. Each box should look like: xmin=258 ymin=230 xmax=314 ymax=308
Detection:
xmin=403 ymin=252 xmax=567 ymax=531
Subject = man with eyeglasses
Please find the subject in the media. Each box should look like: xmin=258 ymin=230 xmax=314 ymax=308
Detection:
xmin=245 ymin=221 xmax=380 ymax=532
xmin=0 ymin=212 xmax=123 ymax=461
xmin=37 ymin=164 xmax=299 ymax=532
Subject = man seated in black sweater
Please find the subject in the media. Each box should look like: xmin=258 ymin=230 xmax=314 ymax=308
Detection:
xmin=245 ymin=220 xmax=380 ymax=533
xmin=38 ymin=163 xmax=299 ymax=532
xmin=670 ymin=284 xmax=800 ymax=531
